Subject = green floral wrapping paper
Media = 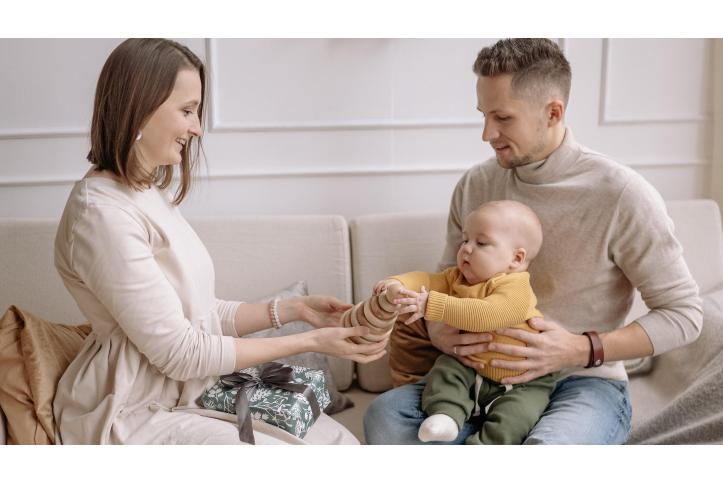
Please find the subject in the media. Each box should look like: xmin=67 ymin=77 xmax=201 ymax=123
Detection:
xmin=200 ymin=364 xmax=331 ymax=439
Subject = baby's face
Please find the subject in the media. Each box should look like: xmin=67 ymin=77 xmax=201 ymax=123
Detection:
xmin=456 ymin=208 xmax=519 ymax=285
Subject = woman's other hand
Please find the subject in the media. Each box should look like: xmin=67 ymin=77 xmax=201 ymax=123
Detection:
xmin=307 ymin=325 xmax=387 ymax=363
xmin=283 ymin=295 xmax=352 ymax=329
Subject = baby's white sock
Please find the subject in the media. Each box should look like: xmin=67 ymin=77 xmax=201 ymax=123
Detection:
xmin=418 ymin=414 xmax=459 ymax=442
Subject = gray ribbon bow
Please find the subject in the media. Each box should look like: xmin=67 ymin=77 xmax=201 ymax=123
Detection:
xmin=219 ymin=362 xmax=321 ymax=444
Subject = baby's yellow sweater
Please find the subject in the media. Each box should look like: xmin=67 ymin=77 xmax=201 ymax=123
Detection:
xmin=391 ymin=268 xmax=542 ymax=382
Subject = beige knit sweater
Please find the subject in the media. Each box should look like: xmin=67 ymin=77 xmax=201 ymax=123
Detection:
xmin=390 ymin=128 xmax=702 ymax=385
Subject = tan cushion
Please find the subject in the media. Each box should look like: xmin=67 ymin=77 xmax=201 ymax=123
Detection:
xmin=0 ymin=306 xmax=90 ymax=444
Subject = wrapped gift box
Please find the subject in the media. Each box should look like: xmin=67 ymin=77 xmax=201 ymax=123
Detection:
xmin=200 ymin=364 xmax=330 ymax=439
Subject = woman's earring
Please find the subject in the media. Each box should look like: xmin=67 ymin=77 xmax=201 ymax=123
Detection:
xmin=135 ymin=131 xmax=142 ymax=142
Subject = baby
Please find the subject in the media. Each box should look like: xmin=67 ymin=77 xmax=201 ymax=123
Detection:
xmin=376 ymin=200 xmax=556 ymax=444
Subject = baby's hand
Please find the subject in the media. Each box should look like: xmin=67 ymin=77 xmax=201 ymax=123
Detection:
xmin=373 ymin=278 xmax=403 ymax=296
xmin=393 ymin=286 xmax=429 ymax=325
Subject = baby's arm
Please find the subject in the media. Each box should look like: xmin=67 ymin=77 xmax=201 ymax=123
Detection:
xmin=373 ymin=270 xmax=450 ymax=324
xmin=397 ymin=275 xmax=538 ymax=332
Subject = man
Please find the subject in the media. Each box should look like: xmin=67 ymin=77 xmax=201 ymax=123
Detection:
xmin=363 ymin=38 xmax=703 ymax=444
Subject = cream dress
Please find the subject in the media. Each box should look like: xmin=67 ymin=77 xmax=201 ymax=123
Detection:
xmin=52 ymin=176 xmax=357 ymax=444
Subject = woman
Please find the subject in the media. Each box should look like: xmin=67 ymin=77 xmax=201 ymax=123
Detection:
xmin=52 ymin=38 xmax=385 ymax=444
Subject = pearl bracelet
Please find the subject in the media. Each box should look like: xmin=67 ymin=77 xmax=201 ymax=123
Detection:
xmin=269 ymin=298 xmax=282 ymax=330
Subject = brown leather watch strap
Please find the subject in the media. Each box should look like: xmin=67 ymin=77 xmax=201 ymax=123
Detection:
xmin=583 ymin=331 xmax=604 ymax=368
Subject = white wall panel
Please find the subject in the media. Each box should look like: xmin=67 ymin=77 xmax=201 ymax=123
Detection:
xmin=0 ymin=38 xmax=205 ymax=139
xmin=0 ymin=38 xmax=714 ymax=221
xmin=211 ymin=39 xmax=394 ymax=128
xmin=202 ymin=129 xmax=393 ymax=173
xmin=602 ymin=38 xmax=712 ymax=124
xmin=389 ymin=39 xmax=492 ymax=121
xmin=565 ymin=38 xmax=712 ymax=167
xmin=0 ymin=39 xmax=118 ymax=136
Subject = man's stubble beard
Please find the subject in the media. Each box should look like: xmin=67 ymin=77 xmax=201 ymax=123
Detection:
xmin=495 ymin=121 xmax=549 ymax=169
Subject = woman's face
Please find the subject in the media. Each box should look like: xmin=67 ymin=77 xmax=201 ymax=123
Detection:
xmin=136 ymin=68 xmax=203 ymax=171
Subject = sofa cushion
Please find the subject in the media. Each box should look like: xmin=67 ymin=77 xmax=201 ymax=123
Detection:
xmin=0 ymin=221 xmax=85 ymax=326
xmin=191 ymin=215 xmax=355 ymax=391
xmin=0 ymin=305 xmax=90 ymax=444
xmin=350 ymin=212 xmax=447 ymax=392
xmin=244 ymin=281 xmax=354 ymax=414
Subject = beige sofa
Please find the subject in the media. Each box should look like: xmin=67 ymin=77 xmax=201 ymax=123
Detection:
xmin=1 ymin=199 xmax=722 ymax=444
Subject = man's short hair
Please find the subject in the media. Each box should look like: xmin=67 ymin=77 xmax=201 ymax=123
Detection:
xmin=473 ymin=38 xmax=571 ymax=106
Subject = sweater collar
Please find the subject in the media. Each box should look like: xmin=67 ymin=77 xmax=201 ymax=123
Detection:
xmin=512 ymin=127 xmax=580 ymax=185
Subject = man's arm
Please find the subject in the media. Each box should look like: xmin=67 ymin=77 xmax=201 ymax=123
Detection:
xmin=488 ymin=177 xmax=702 ymax=383
xmin=491 ymin=318 xmax=654 ymax=384
xmin=608 ymin=178 xmax=703 ymax=354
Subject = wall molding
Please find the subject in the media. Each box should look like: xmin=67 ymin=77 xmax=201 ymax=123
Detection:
xmin=205 ymin=38 xmax=481 ymax=133
xmin=0 ymin=127 xmax=88 ymax=140
xmin=0 ymin=159 xmax=711 ymax=188
xmin=209 ymin=118 xmax=483 ymax=132
xmin=599 ymin=38 xmax=711 ymax=126
xmin=0 ymin=164 xmax=473 ymax=188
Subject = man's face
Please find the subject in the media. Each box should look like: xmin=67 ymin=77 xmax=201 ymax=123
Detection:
xmin=476 ymin=74 xmax=550 ymax=169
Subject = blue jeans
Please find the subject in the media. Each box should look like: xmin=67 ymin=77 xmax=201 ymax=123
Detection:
xmin=363 ymin=375 xmax=632 ymax=444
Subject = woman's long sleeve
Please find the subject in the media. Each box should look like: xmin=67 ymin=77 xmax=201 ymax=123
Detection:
xmin=69 ymin=205 xmax=236 ymax=380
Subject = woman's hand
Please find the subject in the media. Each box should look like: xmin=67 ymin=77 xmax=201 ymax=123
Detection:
xmin=490 ymin=317 xmax=590 ymax=384
xmin=308 ymin=326 xmax=388 ymax=364
xmin=392 ymin=286 xmax=429 ymax=325
xmin=288 ymin=295 xmax=352 ymax=329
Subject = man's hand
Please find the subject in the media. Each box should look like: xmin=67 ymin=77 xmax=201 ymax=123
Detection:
xmin=490 ymin=317 xmax=590 ymax=384
xmin=427 ymin=320 xmax=492 ymax=371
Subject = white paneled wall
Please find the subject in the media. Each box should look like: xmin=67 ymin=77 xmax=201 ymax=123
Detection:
xmin=0 ymin=38 xmax=713 ymax=219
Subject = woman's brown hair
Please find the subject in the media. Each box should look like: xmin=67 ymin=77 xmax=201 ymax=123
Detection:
xmin=87 ymin=38 xmax=205 ymax=204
